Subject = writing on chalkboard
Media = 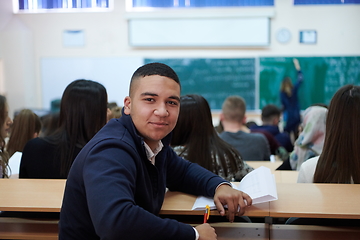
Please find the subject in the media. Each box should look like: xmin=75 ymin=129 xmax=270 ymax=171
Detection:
xmin=259 ymin=57 xmax=360 ymax=110
xmin=144 ymin=58 xmax=256 ymax=110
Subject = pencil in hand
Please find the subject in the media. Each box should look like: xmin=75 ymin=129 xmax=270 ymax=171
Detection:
xmin=203 ymin=205 xmax=210 ymax=223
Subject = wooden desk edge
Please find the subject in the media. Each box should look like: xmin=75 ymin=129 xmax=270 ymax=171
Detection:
xmin=0 ymin=207 xmax=61 ymax=212
xmin=270 ymin=212 xmax=360 ymax=219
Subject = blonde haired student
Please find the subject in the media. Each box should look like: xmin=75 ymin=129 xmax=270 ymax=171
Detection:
xmin=219 ymin=95 xmax=271 ymax=161
xmin=6 ymin=109 xmax=41 ymax=157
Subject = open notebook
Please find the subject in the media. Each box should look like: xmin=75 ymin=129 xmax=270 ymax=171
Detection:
xmin=192 ymin=166 xmax=278 ymax=210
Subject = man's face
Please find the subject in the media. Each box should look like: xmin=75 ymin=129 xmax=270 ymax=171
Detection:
xmin=124 ymin=75 xmax=180 ymax=150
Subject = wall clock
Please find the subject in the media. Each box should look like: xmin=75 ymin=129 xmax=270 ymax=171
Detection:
xmin=276 ymin=28 xmax=291 ymax=44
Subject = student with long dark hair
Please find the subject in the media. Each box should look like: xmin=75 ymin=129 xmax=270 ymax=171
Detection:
xmin=298 ymin=85 xmax=360 ymax=183
xmin=171 ymin=94 xmax=253 ymax=181
xmin=19 ymin=79 xmax=108 ymax=179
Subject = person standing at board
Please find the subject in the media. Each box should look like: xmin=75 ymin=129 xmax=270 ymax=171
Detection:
xmin=280 ymin=58 xmax=303 ymax=140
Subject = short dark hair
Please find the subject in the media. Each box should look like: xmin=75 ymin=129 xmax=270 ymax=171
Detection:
xmin=261 ymin=104 xmax=281 ymax=122
xmin=129 ymin=62 xmax=180 ymax=96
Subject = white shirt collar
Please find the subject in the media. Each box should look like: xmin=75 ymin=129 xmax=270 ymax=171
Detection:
xmin=144 ymin=141 xmax=164 ymax=165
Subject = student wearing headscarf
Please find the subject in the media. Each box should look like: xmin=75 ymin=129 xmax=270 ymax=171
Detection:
xmin=289 ymin=105 xmax=328 ymax=170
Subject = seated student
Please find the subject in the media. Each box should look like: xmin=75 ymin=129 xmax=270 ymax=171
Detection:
xmin=250 ymin=104 xmax=294 ymax=153
xmin=0 ymin=95 xmax=13 ymax=178
xmin=245 ymin=121 xmax=289 ymax=160
xmin=6 ymin=109 xmax=41 ymax=157
xmin=289 ymin=105 xmax=327 ymax=171
xmin=107 ymin=102 xmax=122 ymax=121
xmin=219 ymin=95 xmax=271 ymax=161
xmin=59 ymin=63 xmax=252 ymax=240
xmin=298 ymin=85 xmax=360 ymax=183
xmin=39 ymin=111 xmax=60 ymax=137
xmin=171 ymin=94 xmax=254 ymax=182
xmin=19 ymin=79 xmax=108 ymax=179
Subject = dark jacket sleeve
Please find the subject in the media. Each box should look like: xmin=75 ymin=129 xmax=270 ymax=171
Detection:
xmin=81 ymin=142 xmax=196 ymax=240
xmin=165 ymin=147 xmax=228 ymax=196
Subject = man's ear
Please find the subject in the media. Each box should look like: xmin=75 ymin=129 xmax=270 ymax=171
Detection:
xmin=219 ymin=112 xmax=225 ymax=121
xmin=124 ymin=96 xmax=131 ymax=115
xmin=273 ymin=116 xmax=280 ymax=125
xmin=242 ymin=116 xmax=247 ymax=125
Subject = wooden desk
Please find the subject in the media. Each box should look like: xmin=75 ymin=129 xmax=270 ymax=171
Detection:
xmin=0 ymin=179 xmax=65 ymax=212
xmin=270 ymin=183 xmax=360 ymax=219
xmin=246 ymin=161 xmax=283 ymax=173
xmin=208 ymin=223 xmax=268 ymax=240
xmin=274 ymin=171 xmax=299 ymax=183
xmin=2 ymin=180 xmax=360 ymax=239
xmin=270 ymin=224 xmax=360 ymax=240
xmin=0 ymin=218 xmax=58 ymax=240
xmin=160 ymin=190 xmax=270 ymax=217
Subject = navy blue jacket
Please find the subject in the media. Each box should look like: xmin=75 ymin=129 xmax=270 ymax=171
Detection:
xmin=59 ymin=112 xmax=227 ymax=240
xmin=250 ymin=125 xmax=293 ymax=153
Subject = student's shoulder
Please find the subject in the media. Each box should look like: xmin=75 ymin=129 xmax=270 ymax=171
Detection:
xmin=24 ymin=137 xmax=54 ymax=149
xmin=249 ymin=131 xmax=267 ymax=141
xmin=301 ymin=156 xmax=319 ymax=170
xmin=89 ymin=118 xmax=138 ymax=150
xmin=298 ymin=156 xmax=319 ymax=183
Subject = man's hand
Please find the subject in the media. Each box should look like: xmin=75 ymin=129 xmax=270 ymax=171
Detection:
xmin=213 ymin=184 xmax=252 ymax=222
xmin=195 ymin=223 xmax=217 ymax=240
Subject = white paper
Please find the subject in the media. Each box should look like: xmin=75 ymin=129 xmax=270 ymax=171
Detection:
xmin=191 ymin=166 xmax=278 ymax=210
xmin=8 ymin=151 xmax=22 ymax=177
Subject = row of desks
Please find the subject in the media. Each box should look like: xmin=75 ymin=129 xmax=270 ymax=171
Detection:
xmin=1 ymin=179 xmax=360 ymax=219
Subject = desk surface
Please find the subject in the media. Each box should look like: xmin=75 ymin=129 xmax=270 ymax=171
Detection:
xmin=270 ymin=183 xmax=360 ymax=219
xmin=2 ymin=179 xmax=359 ymax=220
xmin=274 ymin=171 xmax=299 ymax=183
xmin=0 ymin=179 xmax=268 ymax=216
xmin=246 ymin=161 xmax=282 ymax=173
xmin=0 ymin=179 xmax=65 ymax=212
xmin=159 ymin=190 xmax=270 ymax=217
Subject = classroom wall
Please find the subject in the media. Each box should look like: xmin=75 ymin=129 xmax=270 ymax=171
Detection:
xmin=0 ymin=0 xmax=359 ymax=117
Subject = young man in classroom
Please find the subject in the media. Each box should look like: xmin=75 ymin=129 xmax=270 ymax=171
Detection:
xmin=219 ymin=95 xmax=271 ymax=161
xmin=250 ymin=104 xmax=293 ymax=153
xmin=59 ymin=62 xmax=252 ymax=240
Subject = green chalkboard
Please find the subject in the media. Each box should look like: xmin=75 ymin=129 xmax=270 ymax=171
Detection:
xmin=144 ymin=58 xmax=256 ymax=110
xmin=259 ymin=57 xmax=360 ymax=110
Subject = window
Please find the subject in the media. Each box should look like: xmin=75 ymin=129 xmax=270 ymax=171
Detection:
xmin=294 ymin=0 xmax=360 ymax=4
xmin=129 ymin=0 xmax=274 ymax=9
xmin=15 ymin=0 xmax=111 ymax=13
